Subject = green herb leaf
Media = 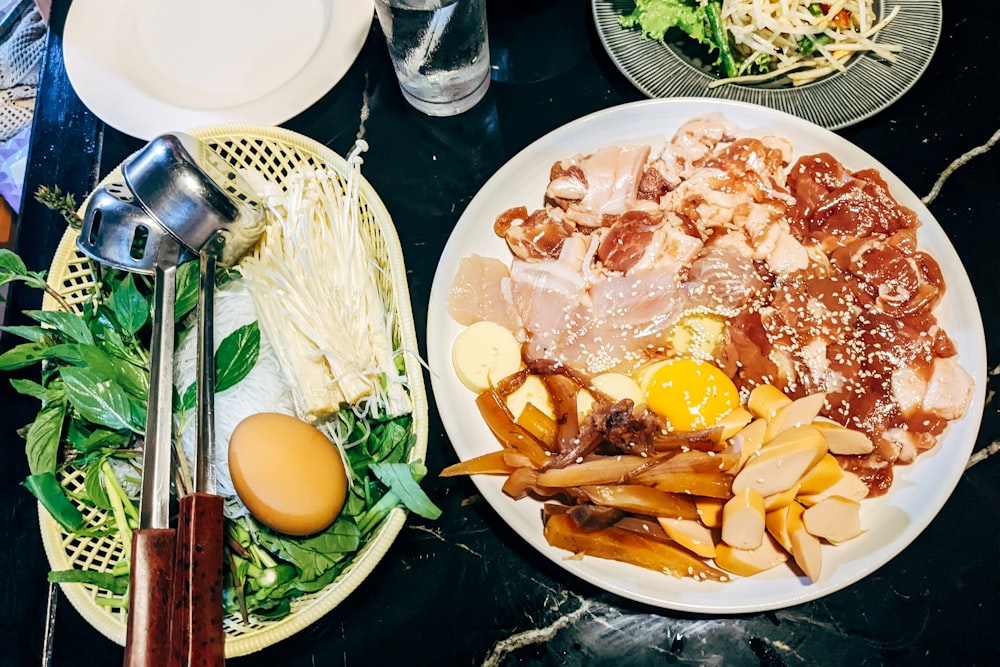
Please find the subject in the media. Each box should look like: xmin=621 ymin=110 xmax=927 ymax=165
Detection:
xmin=25 ymin=398 xmax=66 ymax=476
xmin=90 ymin=305 xmax=136 ymax=363
xmin=174 ymin=260 xmax=200 ymax=321
xmin=216 ymin=321 xmax=260 ymax=391
xmin=108 ymin=273 xmax=149 ymax=336
xmin=83 ymin=459 xmax=112 ymax=510
xmin=0 ymin=340 xmax=53 ymax=370
xmin=60 ymin=366 xmax=145 ymax=434
xmin=256 ymin=518 xmax=361 ymax=582
xmin=0 ymin=324 xmax=50 ymax=343
xmin=67 ymin=420 xmax=132 ymax=454
xmin=45 ymin=343 xmax=149 ymax=399
xmin=180 ymin=321 xmax=261 ymax=412
xmin=25 ymin=309 xmax=94 ymax=345
xmin=9 ymin=377 xmax=53 ymax=401
xmin=0 ymin=247 xmax=28 ymax=275
xmin=369 ymin=461 xmax=442 ymax=520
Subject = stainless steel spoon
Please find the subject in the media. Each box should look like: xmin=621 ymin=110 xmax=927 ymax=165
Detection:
xmin=78 ymin=183 xmax=194 ymax=667
xmin=120 ymin=133 xmax=264 ymax=667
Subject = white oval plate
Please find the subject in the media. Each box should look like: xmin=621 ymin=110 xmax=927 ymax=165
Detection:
xmin=427 ymin=99 xmax=986 ymax=614
xmin=592 ymin=0 xmax=942 ymax=130
xmin=63 ymin=0 xmax=373 ymax=139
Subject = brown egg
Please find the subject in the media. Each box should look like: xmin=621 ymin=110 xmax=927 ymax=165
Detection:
xmin=229 ymin=412 xmax=348 ymax=536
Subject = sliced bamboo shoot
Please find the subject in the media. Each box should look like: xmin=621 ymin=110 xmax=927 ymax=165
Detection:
xmin=577 ymin=484 xmax=700 ymax=520
xmin=535 ymin=455 xmax=654 ymax=487
xmin=802 ymin=496 xmax=863 ymax=543
xmin=440 ymin=450 xmax=513 ymax=477
xmin=731 ymin=425 xmax=827 ymax=498
xmin=515 ymin=401 xmax=557 ymax=448
xmin=646 ymin=470 xmax=734 ymax=499
xmin=722 ymin=487 xmax=765 ymax=549
xmin=542 ymin=513 xmax=728 ymax=581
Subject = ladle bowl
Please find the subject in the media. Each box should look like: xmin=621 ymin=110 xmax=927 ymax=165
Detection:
xmin=122 ymin=132 xmax=264 ymax=265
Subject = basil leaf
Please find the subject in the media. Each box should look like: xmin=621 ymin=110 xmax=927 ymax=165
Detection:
xmin=216 ymin=321 xmax=260 ymax=393
xmin=9 ymin=377 xmax=52 ymax=401
xmin=0 ymin=247 xmax=28 ymax=276
xmin=257 ymin=518 xmax=361 ymax=582
xmin=179 ymin=321 xmax=261 ymax=412
xmin=83 ymin=460 xmax=111 ymax=510
xmin=91 ymin=305 xmax=133 ymax=363
xmin=0 ymin=324 xmax=50 ymax=343
xmin=25 ymin=399 xmax=66 ymax=475
xmin=25 ymin=309 xmax=94 ymax=345
xmin=50 ymin=343 xmax=149 ymax=399
xmin=174 ymin=259 xmax=200 ymax=321
xmin=60 ymin=366 xmax=145 ymax=434
xmin=67 ymin=420 xmax=131 ymax=454
xmin=108 ymin=273 xmax=149 ymax=336
xmin=0 ymin=340 xmax=52 ymax=370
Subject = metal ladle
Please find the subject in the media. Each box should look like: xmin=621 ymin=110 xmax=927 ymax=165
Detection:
xmin=120 ymin=133 xmax=264 ymax=667
xmin=78 ymin=184 xmax=194 ymax=667
xmin=81 ymin=133 xmax=263 ymax=667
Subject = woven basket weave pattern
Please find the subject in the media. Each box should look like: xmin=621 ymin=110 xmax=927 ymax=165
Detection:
xmin=38 ymin=125 xmax=427 ymax=657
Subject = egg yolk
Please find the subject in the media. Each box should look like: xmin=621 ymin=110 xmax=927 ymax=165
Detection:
xmin=643 ymin=358 xmax=739 ymax=431
xmin=229 ymin=413 xmax=348 ymax=536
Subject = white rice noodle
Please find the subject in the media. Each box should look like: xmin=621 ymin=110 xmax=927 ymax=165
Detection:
xmin=173 ymin=280 xmax=296 ymax=517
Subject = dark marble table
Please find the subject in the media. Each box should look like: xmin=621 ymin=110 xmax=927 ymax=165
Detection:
xmin=2 ymin=1 xmax=998 ymax=665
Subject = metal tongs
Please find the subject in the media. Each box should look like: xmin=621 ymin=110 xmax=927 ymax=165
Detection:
xmin=79 ymin=134 xmax=263 ymax=667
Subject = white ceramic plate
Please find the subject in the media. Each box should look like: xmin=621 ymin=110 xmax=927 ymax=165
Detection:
xmin=63 ymin=0 xmax=373 ymax=139
xmin=426 ymin=99 xmax=987 ymax=614
xmin=592 ymin=0 xmax=941 ymax=130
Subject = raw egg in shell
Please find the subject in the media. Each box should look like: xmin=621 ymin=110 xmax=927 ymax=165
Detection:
xmin=641 ymin=358 xmax=739 ymax=431
xmin=229 ymin=412 xmax=348 ymax=536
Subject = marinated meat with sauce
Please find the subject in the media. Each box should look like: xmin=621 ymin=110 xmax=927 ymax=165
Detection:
xmin=449 ymin=115 xmax=974 ymax=496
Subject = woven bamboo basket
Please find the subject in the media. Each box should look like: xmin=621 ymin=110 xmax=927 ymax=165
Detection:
xmin=37 ymin=125 xmax=428 ymax=657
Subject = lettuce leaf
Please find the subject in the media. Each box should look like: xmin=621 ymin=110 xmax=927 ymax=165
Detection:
xmin=619 ymin=0 xmax=710 ymax=45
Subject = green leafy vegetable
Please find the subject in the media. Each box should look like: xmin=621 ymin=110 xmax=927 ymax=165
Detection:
xmin=47 ymin=568 xmax=129 ymax=596
xmin=370 ymin=461 xmax=442 ymax=520
xmin=0 ymin=248 xmax=72 ymax=311
xmin=60 ymin=365 xmax=146 ymax=434
xmin=3 ymin=221 xmax=441 ymax=627
xmin=23 ymin=472 xmax=85 ymax=532
xmin=179 ymin=321 xmax=261 ymax=412
xmin=619 ymin=0 xmax=744 ymax=79
xmin=24 ymin=397 xmax=66 ymax=475
xmin=620 ymin=0 xmax=709 ymax=44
